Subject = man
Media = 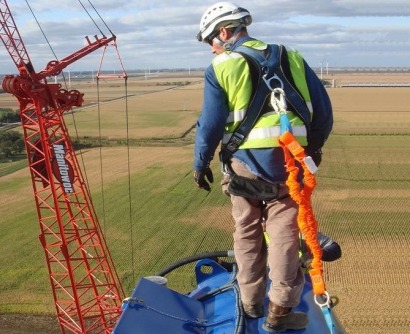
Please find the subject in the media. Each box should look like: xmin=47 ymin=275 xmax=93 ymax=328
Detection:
xmin=193 ymin=2 xmax=333 ymax=332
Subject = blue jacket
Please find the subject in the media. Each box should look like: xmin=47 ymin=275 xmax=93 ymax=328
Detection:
xmin=194 ymin=36 xmax=333 ymax=183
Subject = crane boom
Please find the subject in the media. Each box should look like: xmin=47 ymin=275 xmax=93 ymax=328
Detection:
xmin=0 ymin=1 xmax=125 ymax=333
xmin=0 ymin=0 xmax=33 ymax=76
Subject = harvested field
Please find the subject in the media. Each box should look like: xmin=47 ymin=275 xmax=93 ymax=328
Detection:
xmin=0 ymin=71 xmax=409 ymax=334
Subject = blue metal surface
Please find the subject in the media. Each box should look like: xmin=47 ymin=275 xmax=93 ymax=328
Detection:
xmin=112 ymin=259 xmax=345 ymax=334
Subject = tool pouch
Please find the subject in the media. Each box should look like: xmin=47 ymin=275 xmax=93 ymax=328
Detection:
xmin=228 ymin=174 xmax=280 ymax=201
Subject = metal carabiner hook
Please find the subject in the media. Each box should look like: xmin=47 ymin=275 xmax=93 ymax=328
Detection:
xmin=270 ymin=87 xmax=287 ymax=114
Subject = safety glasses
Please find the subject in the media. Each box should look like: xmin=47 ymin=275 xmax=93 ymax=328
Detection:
xmin=205 ymin=30 xmax=220 ymax=46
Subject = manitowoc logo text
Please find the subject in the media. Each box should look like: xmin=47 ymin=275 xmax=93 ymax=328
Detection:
xmin=52 ymin=144 xmax=74 ymax=194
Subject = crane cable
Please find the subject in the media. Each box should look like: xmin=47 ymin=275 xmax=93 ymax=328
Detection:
xmin=24 ymin=1 xmax=58 ymax=68
xmin=95 ymin=75 xmax=135 ymax=284
xmin=77 ymin=0 xmax=113 ymax=37
xmin=25 ymin=0 xmax=112 ymax=82
xmin=24 ymin=0 xmax=134 ymax=280
xmin=23 ymin=0 xmax=93 ymax=193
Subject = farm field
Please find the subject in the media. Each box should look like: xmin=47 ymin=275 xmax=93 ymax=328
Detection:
xmin=0 ymin=71 xmax=410 ymax=333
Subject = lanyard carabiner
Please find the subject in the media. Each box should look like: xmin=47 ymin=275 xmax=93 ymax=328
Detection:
xmin=270 ymin=88 xmax=287 ymax=115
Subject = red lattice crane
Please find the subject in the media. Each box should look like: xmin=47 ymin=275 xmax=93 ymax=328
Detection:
xmin=0 ymin=1 xmax=125 ymax=333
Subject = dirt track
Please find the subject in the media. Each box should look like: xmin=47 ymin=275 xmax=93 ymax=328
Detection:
xmin=0 ymin=314 xmax=59 ymax=334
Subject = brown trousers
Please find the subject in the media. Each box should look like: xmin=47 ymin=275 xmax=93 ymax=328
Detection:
xmin=223 ymin=159 xmax=304 ymax=307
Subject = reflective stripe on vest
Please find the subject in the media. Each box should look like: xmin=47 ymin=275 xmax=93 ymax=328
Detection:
xmin=213 ymin=42 xmax=309 ymax=149
xmin=223 ymin=124 xmax=307 ymax=148
xmin=223 ymin=110 xmax=307 ymax=148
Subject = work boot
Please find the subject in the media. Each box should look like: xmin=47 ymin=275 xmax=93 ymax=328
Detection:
xmin=243 ymin=302 xmax=264 ymax=318
xmin=262 ymin=302 xmax=308 ymax=332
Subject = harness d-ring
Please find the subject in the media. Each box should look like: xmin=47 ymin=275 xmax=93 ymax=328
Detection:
xmin=263 ymin=72 xmax=284 ymax=90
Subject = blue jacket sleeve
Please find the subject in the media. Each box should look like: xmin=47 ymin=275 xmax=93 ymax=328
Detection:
xmin=300 ymin=232 xmax=342 ymax=262
xmin=193 ymin=65 xmax=230 ymax=171
xmin=304 ymin=60 xmax=333 ymax=151
xmin=318 ymin=232 xmax=342 ymax=262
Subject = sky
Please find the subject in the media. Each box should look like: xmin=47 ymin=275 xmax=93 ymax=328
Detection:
xmin=1 ymin=0 xmax=410 ymax=75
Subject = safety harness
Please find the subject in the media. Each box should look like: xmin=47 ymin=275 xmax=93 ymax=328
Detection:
xmin=219 ymin=44 xmax=311 ymax=166
xmin=221 ymin=44 xmax=336 ymax=333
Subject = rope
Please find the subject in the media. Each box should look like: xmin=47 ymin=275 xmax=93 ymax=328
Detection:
xmin=96 ymin=78 xmax=107 ymax=232
xmin=94 ymin=74 xmax=134 ymax=281
xmin=123 ymin=77 xmax=136 ymax=284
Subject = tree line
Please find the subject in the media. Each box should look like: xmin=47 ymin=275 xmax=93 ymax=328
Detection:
xmin=0 ymin=108 xmax=24 ymax=159
xmin=0 ymin=108 xmax=20 ymax=124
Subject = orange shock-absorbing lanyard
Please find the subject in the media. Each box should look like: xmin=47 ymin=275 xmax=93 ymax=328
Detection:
xmin=271 ymin=88 xmax=335 ymax=333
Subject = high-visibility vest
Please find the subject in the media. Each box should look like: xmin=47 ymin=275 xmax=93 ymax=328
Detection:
xmin=212 ymin=40 xmax=313 ymax=149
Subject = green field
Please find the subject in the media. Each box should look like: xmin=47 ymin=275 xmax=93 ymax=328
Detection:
xmin=0 ymin=78 xmax=410 ymax=333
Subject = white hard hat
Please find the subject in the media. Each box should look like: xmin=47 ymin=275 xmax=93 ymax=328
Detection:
xmin=197 ymin=2 xmax=252 ymax=43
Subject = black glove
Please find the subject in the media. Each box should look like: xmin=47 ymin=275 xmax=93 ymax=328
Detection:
xmin=194 ymin=167 xmax=214 ymax=191
xmin=306 ymin=148 xmax=322 ymax=167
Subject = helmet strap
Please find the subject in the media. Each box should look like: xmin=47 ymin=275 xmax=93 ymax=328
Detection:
xmin=223 ymin=24 xmax=244 ymax=51
xmin=213 ymin=37 xmax=224 ymax=47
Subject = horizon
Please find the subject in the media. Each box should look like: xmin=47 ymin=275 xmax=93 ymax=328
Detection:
xmin=1 ymin=66 xmax=410 ymax=78
xmin=0 ymin=1 xmax=409 ymax=75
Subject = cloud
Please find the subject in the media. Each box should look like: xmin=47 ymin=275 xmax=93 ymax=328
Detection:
xmin=250 ymin=0 xmax=410 ymax=17
xmin=1 ymin=0 xmax=410 ymax=75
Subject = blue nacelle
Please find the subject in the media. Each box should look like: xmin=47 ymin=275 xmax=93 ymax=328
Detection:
xmin=113 ymin=258 xmax=345 ymax=334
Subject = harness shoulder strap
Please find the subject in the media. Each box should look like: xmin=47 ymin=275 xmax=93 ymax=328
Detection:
xmin=220 ymin=44 xmax=311 ymax=163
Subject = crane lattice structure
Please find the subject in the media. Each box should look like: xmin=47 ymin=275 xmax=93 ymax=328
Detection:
xmin=0 ymin=1 xmax=125 ymax=332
